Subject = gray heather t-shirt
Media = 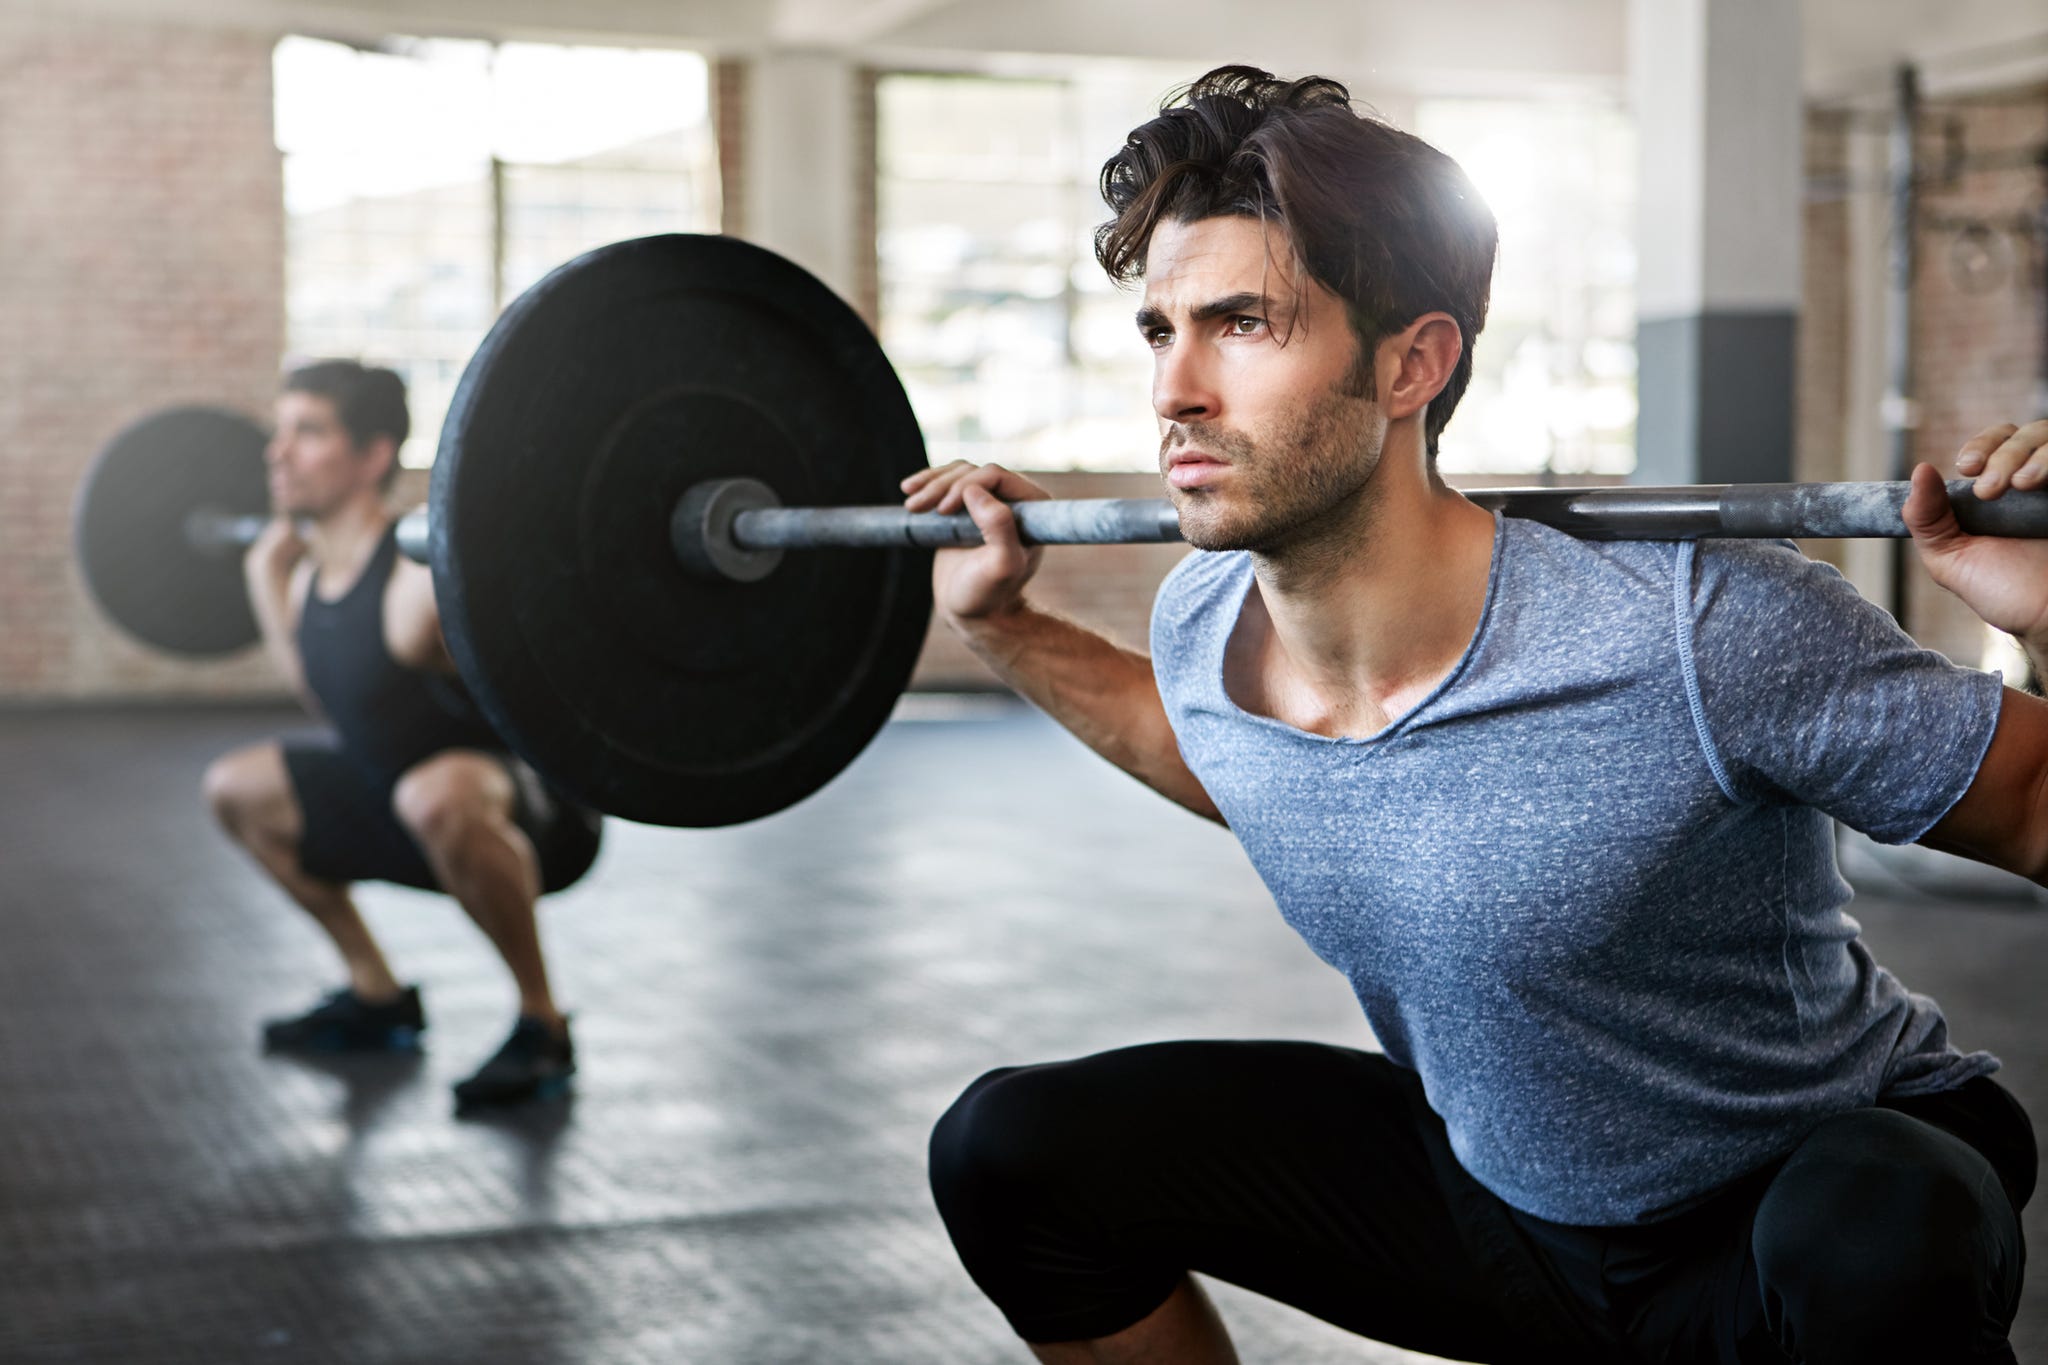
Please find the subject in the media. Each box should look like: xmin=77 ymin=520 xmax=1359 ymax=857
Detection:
xmin=1150 ymin=515 xmax=2006 ymax=1226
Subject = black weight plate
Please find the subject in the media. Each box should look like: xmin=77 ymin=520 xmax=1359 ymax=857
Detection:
xmin=74 ymin=406 xmax=267 ymax=656
xmin=431 ymin=235 xmax=933 ymax=828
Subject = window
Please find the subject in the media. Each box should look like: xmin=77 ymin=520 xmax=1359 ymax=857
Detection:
xmin=275 ymin=37 xmax=719 ymax=467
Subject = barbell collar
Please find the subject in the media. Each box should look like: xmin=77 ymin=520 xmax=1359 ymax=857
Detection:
xmin=670 ymin=477 xmax=786 ymax=581
xmin=183 ymin=509 xmax=267 ymax=556
xmin=395 ymin=508 xmax=432 ymax=564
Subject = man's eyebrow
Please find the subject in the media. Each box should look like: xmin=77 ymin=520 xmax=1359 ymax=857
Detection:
xmin=1133 ymin=292 xmax=1270 ymax=332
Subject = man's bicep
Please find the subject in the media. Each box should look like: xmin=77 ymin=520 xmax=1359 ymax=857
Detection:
xmin=1919 ymin=688 xmax=2048 ymax=882
xmin=386 ymin=559 xmax=452 ymax=671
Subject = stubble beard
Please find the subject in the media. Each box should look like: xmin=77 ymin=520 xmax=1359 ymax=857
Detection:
xmin=1163 ymin=383 xmax=1388 ymax=560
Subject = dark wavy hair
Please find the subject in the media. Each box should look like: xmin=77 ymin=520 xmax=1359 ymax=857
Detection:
xmin=1096 ymin=67 xmax=1497 ymax=461
xmin=283 ymin=359 xmax=410 ymax=490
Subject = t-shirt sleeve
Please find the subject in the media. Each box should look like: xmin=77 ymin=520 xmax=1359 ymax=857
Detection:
xmin=1148 ymin=548 xmax=1220 ymax=677
xmin=1683 ymin=539 xmax=2005 ymax=845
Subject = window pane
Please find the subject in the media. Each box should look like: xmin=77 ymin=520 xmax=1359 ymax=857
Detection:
xmin=879 ymin=70 xmax=1179 ymax=472
xmin=276 ymin=36 xmax=716 ymax=468
xmin=1416 ymin=97 xmax=1638 ymax=476
xmin=493 ymin=43 xmax=720 ymax=301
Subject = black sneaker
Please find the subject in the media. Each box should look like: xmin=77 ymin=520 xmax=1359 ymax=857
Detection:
xmin=452 ymin=1016 xmax=574 ymax=1110
xmin=262 ymin=986 xmax=426 ymax=1054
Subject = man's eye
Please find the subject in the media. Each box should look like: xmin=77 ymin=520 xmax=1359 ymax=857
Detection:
xmin=1229 ymin=315 xmax=1264 ymax=335
xmin=1143 ymin=328 xmax=1172 ymax=347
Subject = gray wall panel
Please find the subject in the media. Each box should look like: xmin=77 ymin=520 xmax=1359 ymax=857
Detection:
xmin=1636 ymin=311 xmax=1797 ymax=486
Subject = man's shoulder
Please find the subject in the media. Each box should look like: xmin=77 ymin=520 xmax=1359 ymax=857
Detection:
xmin=1493 ymin=518 xmax=1688 ymax=624
xmin=1685 ymin=536 xmax=1862 ymax=617
xmin=1502 ymin=519 xmax=1830 ymax=604
xmin=1148 ymin=549 xmax=1247 ymax=696
xmin=1153 ymin=547 xmax=1246 ymax=614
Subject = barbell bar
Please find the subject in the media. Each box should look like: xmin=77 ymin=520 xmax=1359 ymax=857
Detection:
xmin=184 ymin=507 xmax=433 ymax=564
xmin=669 ymin=475 xmax=2048 ymax=580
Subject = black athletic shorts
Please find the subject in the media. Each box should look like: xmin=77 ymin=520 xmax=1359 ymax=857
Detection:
xmin=282 ymin=742 xmax=602 ymax=894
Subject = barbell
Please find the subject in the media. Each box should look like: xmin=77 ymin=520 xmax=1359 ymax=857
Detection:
xmin=74 ymin=404 xmax=433 ymax=658
xmin=74 ymin=233 xmax=2048 ymax=826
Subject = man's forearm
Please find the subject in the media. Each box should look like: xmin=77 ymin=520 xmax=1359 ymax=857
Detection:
xmin=947 ymin=602 xmax=1221 ymax=822
xmin=245 ymin=570 xmax=308 ymax=704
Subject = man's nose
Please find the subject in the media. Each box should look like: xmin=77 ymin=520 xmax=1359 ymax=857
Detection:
xmin=1153 ymin=344 xmax=1218 ymax=427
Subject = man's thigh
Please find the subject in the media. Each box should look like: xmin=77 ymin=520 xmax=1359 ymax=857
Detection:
xmin=930 ymin=1040 xmax=1607 ymax=1361
xmin=1558 ymin=1081 xmax=2035 ymax=1365
xmin=394 ymin=748 xmax=601 ymax=894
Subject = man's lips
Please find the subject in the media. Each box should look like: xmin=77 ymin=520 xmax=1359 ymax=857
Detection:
xmin=1166 ymin=449 xmax=1227 ymax=490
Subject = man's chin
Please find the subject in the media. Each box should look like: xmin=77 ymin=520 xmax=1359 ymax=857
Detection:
xmin=1173 ymin=507 xmax=1262 ymax=553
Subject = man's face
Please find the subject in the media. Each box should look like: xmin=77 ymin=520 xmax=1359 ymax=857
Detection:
xmin=1138 ymin=215 xmax=1386 ymax=553
xmin=266 ymin=391 xmax=381 ymax=517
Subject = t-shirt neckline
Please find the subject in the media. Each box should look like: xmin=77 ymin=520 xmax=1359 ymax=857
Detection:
xmin=1210 ymin=511 xmax=1509 ymax=746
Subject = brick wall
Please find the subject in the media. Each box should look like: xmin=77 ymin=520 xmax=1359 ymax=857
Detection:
xmin=713 ymin=58 xmax=746 ymax=239
xmin=1797 ymin=83 xmax=2048 ymax=666
xmin=1798 ymin=118 xmax=1854 ymax=481
xmin=1795 ymin=111 xmax=1855 ymax=581
xmin=850 ymin=65 xmax=880 ymax=329
xmin=0 ymin=12 xmax=284 ymax=700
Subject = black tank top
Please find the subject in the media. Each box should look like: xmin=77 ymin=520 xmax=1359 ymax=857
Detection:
xmin=298 ymin=523 xmax=502 ymax=781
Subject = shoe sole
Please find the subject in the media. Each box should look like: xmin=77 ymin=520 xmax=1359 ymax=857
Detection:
xmin=453 ymin=1071 xmax=574 ymax=1111
xmin=265 ymin=1025 xmax=425 ymax=1055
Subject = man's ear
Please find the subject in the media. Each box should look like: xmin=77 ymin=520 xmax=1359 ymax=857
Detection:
xmin=360 ymin=434 xmax=399 ymax=488
xmin=1381 ymin=313 xmax=1464 ymax=423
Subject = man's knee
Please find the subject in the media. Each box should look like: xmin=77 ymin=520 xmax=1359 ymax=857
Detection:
xmin=203 ymin=746 xmax=287 ymax=843
xmin=392 ymin=760 xmax=504 ymax=857
xmin=395 ymin=765 xmax=487 ymax=847
xmin=1754 ymin=1109 xmax=2022 ymax=1362
xmin=930 ymin=1061 xmax=1103 ymax=1229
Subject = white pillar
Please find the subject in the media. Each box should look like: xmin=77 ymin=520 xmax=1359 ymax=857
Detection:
xmin=1629 ymin=0 xmax=1803 ymax=484
xmin=739 ymin=50 xmax=863 ymax=307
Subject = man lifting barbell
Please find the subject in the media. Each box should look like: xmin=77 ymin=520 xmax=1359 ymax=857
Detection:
xmin=199 ymin=361 xmax=601 ymax=1112
xmin=917 ymin=68 xmax=2042 ymax=1364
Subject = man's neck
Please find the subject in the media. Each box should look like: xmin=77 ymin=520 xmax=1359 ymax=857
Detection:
xmin=1243 ymin=452 xmax=1498 ymax=735
xmin=307 ymin=493 xmax=393 ymax=579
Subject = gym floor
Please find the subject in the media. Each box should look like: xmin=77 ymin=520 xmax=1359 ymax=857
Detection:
xmin=3 ymin=701 xmax=2045 ymax=1365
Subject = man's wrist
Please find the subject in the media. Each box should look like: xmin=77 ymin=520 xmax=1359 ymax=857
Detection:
xmin=941 ymin=596 xmax=1037 ymax=637
xmin=942 ymin=597 xmax=1058 ymax=674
